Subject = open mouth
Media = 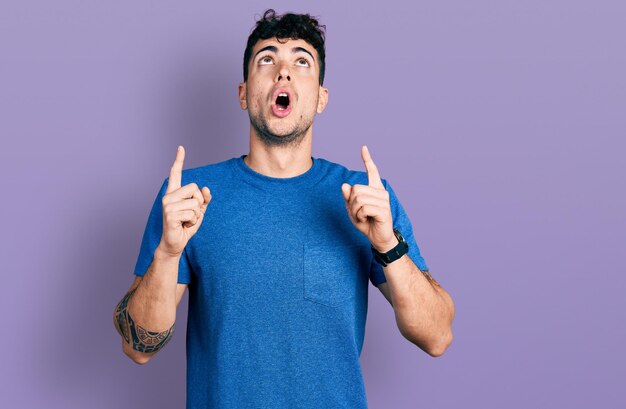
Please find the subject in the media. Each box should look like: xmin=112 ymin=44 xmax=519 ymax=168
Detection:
xmin=275 ymin=92 xmax=290 ymax=110
xmin=271 ymin=89 xmax=293 ymax=117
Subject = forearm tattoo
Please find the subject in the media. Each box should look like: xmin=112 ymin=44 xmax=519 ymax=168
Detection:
xmin=114 ymin=287 xmax=175 ymax=353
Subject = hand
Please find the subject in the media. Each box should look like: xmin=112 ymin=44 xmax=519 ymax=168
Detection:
xmin=341 ymin=145 xmax=397 ymax=252
xmin=159 ymin=145 xmax=212 ymax=257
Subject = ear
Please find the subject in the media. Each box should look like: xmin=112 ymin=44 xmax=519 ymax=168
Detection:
xmin=238 ymin=82 xmax=247 ymax=110
xmin=316 ymin=85 xmax=328 ymax=114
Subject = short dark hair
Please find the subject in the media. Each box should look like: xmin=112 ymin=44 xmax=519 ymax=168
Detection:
xmin=243 ymin=9 xmax=326 ymax=85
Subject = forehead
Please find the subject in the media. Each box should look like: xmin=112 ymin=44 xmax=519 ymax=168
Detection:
xmin=251 ymin=37 xmax=319 ymax=61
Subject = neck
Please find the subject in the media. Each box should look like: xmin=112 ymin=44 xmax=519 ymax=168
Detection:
xmin=244 ymin=132 xmax=314 ymax=178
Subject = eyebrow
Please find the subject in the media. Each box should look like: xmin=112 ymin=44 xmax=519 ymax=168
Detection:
xmin=253 ymin=45 xmax=315 ymax=63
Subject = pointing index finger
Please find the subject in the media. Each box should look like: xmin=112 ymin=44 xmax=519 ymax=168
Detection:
xmin=362 ymin=145 xmax=383 ymax=188
xmin=166 ymin=145 xmax=185 ymax=193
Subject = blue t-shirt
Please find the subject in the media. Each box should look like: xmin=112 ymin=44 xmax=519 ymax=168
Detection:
xmin=133 ymin=154 xmax=429 ymax=408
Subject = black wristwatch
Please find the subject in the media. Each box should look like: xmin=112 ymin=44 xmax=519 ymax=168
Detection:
xmin=371 ymin=228 xmax=409 ymax=267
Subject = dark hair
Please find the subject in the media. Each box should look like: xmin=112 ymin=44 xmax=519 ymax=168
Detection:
xmin=243 ymin=9 xmax=326 ymax=85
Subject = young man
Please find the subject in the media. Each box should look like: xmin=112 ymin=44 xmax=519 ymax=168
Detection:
xmin=114 ymin=9 xmax=454 ymax=408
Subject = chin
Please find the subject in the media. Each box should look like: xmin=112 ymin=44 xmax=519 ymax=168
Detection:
xmin=269 ymin=125 xmax=297 ymax=137
xmin=266 ymin=118 xmax=298 ymax=135
xmin=250 ymin=110 xmax=312 ymax=146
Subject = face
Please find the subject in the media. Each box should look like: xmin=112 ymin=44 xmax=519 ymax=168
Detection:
xmin=239 ymin=37 xmax=328 ymax=147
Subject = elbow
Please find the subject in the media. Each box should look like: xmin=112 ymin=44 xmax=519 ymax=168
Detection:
xmin=129 ymin=355 xmax=150 ymax=365
xmin=425 ymin=330 xmax=453 ymax=358
xmin=122 ymin=341 xmax=153 ymax=365
xmin=114 ymin=319 xmax=152 ymax=365
xmin=427 ymin=293 xmax=455 ymax=357
xmin=126 ymin=350 xmax=153 ymax=365
xmin=402 ymin=323 xmax=453 ymax=357
xmin=127 ymin=351 xmax=152 ymax=365
xmin=400 ymin=311 xmax=455 ymax=357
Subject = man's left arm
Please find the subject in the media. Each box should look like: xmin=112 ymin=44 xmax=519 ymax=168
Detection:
xmin=375 ymin=247 xmax=455 ymax=357
xmin=341 ymin=145 xmax=455 ymax=357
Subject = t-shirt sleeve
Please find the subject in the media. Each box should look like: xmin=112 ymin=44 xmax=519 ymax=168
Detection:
xmin=369 ymin=178 xmax=430 ymax=287
xmin=132 ymin=177 xmax=193 ymax=284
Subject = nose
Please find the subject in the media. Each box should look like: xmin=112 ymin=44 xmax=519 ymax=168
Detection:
xmin=275 ymin=62 xmax=291 ymax=82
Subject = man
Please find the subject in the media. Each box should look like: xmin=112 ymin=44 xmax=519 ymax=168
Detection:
xmin=114 ymin=9 xmax=454 ymax=408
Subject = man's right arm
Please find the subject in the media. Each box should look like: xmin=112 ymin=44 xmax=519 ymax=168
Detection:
xmin=115 ymin=145 xmax=211 ymax=364
xmin=113 ymin=245 xmax=188 ymax=365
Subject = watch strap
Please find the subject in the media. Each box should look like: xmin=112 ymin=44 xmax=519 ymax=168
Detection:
xmin=371 ymin=228 xmax=409 ymax=267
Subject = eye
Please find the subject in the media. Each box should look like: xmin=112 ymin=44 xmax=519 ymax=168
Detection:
xmin=296 ymin=58 xmax=310 ymax=67
xmin=259 ymin=56 xmax=274 ymax=65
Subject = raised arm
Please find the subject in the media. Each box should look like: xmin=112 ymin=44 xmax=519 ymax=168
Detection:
xmin=113 ymin=146 xmax=212 ymax=364
xmin=341 ymin=145 xmax=454 ymax=356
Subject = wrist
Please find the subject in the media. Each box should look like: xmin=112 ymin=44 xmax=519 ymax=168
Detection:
xmin=155 ymin=243 xmax=182 ymax=262
xmin=373 ymin=237 xmax=400 ymax=253
xmin=371 ymin=228 xmax=409 ymax=267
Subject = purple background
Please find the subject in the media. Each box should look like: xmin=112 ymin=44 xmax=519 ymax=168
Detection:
xmin=1 ymin=1 xmax=624 ymax=408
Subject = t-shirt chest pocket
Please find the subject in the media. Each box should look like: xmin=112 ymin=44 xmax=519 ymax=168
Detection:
xmin=303 ymin=242 xmax=361 ymax=307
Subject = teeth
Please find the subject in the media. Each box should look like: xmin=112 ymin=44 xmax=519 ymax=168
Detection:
xmin=278 ymin=92 xmax=288 ymax=97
